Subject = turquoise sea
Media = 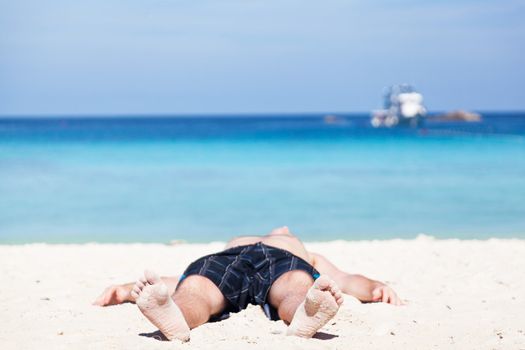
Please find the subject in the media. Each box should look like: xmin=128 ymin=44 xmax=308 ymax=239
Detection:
xmin=1 ymin=113 xmax=524 ymax=243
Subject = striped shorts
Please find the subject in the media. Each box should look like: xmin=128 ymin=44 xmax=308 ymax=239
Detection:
xmin=179 ymin=242 xmax=320 ymax=320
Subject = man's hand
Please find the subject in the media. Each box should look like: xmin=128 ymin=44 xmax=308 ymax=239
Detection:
xmin=93 ymin=284 xmax=133 ymax=306
xmin=371 ymin=285 xmax=404 ymax=306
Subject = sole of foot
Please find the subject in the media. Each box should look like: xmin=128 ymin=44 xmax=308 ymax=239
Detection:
xmin=286 ymin=275 xmax=343 ymax=338
xmin=132 ymin=270 xmax=190 ymax=342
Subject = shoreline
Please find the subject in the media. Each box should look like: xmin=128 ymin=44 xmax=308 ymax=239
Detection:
xmin=1 ymin=239 xmax=524 ymax=349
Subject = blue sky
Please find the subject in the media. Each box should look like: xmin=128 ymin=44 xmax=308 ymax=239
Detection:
xmin=1 ymin=0 xmax=524 ymax=115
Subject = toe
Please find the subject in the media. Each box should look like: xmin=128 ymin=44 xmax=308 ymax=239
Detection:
xmin=132 ymin=284 xmax=141 ymax=296
xmin=313 ymin=275 xmax=332 ymax=290
xmin=332 ymin=282 xmax=341 ymax=292
xmin=330 ymin=282 xmax=342 ymax=298
xmin=145 ymin=270 xmax=162 ymax=285
xmin=131 ymin=290 xmax=139 ymax=299
xmin=136 ymin=280 xmax=145 ymax=289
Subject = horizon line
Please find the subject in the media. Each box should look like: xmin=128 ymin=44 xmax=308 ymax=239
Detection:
xmin=1 ymin=109 xmax=524 ymax=120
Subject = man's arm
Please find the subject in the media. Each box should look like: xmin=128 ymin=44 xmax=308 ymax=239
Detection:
xmin=93 ymin=276 xmax=180 ymax=306
xmin=310 ymin=252 xmax=404 ymax=305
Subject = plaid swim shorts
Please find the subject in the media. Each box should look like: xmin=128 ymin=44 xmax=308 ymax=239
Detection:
xmin=179 ymin=242 xmax=320 ymax=320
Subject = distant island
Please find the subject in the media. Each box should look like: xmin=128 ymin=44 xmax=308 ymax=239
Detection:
xmin=429 ymin=110 xmax=482 ymax=122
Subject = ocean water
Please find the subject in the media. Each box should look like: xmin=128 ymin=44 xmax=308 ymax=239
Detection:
xmin=0 ymin=113 xmax=524 ymax=243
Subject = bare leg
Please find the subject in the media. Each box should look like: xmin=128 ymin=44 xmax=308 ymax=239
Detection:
xmin=172 ymin=275 xmax=227 ymax=329
xmin=94 ymin=276 xmax=181 ymax=307
xmin=132 ymin=271 xmax=226 ymax=341
xmin=268 ymin=270 xmax=314 ymax=323
xmin=268 ymin=271 xmax=343 ymax=338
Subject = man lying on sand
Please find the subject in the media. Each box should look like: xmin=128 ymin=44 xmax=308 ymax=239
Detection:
xmin=94 ymin=226 xmax=403 ymax=341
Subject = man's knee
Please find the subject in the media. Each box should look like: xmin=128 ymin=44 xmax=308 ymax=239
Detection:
xmin=176 ymin=275 xmax=223 ymax=303
xmin=268 ymin=270 xmax=314 ymax=305
xmin=278 ymin=270 xmax=314 ymax=289
xmin=177 ymin=275 xmax=211 ymax=293
xmin=175 ymin=275 xmax=226 ymax=315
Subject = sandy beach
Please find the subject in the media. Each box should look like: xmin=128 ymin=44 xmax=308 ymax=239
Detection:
xmin=1 ymin=237 xmax=524 ymax=349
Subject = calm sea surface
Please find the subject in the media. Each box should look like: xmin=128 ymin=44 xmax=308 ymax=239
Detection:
xmin=1 ymin=113 xmax=524 ymax=243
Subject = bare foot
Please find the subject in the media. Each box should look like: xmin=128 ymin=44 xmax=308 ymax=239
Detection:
xmin=286 ymin=275 xmax=343 ymax=338
xmin=132 ymin=270 xmax=190 ymax=342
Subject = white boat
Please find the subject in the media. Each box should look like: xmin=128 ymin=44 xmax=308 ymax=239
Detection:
xmin=371 ymin=84 xmax=427 ymax=128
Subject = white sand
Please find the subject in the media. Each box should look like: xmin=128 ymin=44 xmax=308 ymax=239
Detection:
xmin=1 ymin=237 xmax=524 ymax=349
